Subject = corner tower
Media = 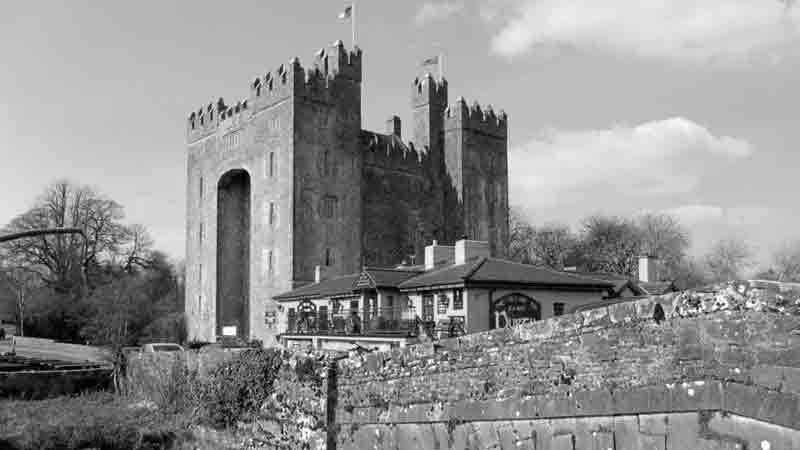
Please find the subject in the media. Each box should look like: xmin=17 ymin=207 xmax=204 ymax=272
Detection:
xmin=443 ymin=98 xmax=509 ymax=257
xmin=185 ymin=41 xmax=362 ymax=346
xmin=411 ymin=74 xmax=448 ymax=244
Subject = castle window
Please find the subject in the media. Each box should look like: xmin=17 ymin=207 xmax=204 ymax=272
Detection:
xmin=553 ymin=302 xmax=565 ymax=317
xmin=321 ymin=196 xmax=338 ymax=219
xmin=453 ymin=289 xmax=464 ymax=310
xmin=269 ymin=152 xmax=275 ymax=177
xmin=198 ymin=295 xmax=201 ymax=313
xmin=323 ymin=150 xmax=330 ymax=176
xmin=199 ymin=264 xmax=202 ymax=286
xmin=264 ymin=249 xmax=273 ymax=276
xmin=199 ymin=176 xmax=203 ymax=200
xmin=256 ymin=85 xmax=262 ymax=97
xmin=199 ymin=222 xmax=204 ymax=242
xmin=325 ymin=248 xmax=335 ymax=266
xmin=268 ymin=202 xmax=276 ymax=226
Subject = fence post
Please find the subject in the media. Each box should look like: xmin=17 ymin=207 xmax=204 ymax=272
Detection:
xmin=325 ymin=359 xmax=339 ymax=450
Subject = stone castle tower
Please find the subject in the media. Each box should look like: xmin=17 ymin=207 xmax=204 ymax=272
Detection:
xmin=185 ymin=41 xmax=508 ymax=344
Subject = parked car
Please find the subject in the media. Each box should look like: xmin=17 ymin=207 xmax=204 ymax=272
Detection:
xmin=141 ymin=343 xmax=184 ymax=353
xmin=121 ymin=346 xmax=141 ymax=356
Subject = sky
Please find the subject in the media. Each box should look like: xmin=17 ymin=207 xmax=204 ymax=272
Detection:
xmin=1 ymin=0 xmax=798 ymax=270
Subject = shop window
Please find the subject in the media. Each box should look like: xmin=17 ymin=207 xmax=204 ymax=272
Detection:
xmin=453 ymin=289 xmax=464 ymax=310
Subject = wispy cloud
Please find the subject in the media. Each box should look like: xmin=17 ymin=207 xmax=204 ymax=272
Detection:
xmin=414 ymin=1 xmax=466 ymax=26
xmin=509 ymin=117 xmax=751 ymax=208
xmin=486 ymin=0 xmax=800 ymax=65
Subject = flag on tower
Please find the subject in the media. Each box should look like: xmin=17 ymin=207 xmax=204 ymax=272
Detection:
xmin=421 ymin=55 xmax=439 ymax=66
xmin=339 ymin=5 xmax=353 ymax=20
xmin=421 ymin=54 xmax=444 ymax=79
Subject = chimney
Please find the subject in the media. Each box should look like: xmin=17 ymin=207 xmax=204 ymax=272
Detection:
xmin=314 ymin=265 xmax=327 ymax=283
xmin=638 ymin=255 xmax=658 ymax=283
xmin=424 ymin=240 xmax=455 ymax=270
xmin=386 ymin=115 xmax=401 ymax=138
xmin=455 ymin=239 xmax=491 ymax=265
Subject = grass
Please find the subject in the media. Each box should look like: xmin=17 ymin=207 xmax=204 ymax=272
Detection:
xmin=0 ymin=392 xmax=195 ymax=450
xmin=0 ymin=349 xmax=293 ymax=450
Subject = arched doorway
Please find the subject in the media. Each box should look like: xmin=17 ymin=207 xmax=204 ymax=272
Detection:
xmin=216 ymin=169 xmax=251 ymax=338
xmin=491 ymin=293 xmax=540 ymax=329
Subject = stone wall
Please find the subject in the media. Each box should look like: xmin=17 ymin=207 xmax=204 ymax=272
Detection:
xmin=333 ymin=282 xmax=800 ymax=449
xmin=125 ymin=347 xmax=331 ymax=450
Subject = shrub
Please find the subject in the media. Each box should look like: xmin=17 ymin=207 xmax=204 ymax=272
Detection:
xmin=195 ymin=349 xmax=284 ymax=428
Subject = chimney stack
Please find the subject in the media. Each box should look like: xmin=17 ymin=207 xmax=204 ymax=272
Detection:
xmin=638 ymin=255 xmax=658 ymax=283
xmin=386 ymin=115 xmax=401 ymax=138
xmin=454 ymin=239 xmax=491 ymax=265
xmin=424 ymin=240 xmax=455 ymax=270
xmin=314 ymin=265 xmax=327 ymax=283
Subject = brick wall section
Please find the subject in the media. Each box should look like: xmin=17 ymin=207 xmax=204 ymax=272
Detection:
xmin=334 ymin=282 xmax=800 ymax=449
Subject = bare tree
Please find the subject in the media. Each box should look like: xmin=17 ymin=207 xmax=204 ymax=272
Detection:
xmin=118 ymin=224 xmax=155 ymax=273
xmin=770 ymin=240 xmax=800 ymax=282
xmin=636 ymin=212 xmax=690 ymax=279
xmin=508 ymin=207 xmax=535 ymax=264
xmin=704 ymin=237 xmax=753 ymax=282
xmin=529 ymin=224 xmax=578 ymax=269
xmin=0 ymin=265 xmax=41 ymax=336
xmin=579 ymin=215 xmax=643 ymax=276
xmin=0 ymin=180 xmax=134 ymax=293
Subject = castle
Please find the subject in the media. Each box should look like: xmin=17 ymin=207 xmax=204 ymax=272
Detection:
xmin=185 ymin=41 xmax=509 ymax=344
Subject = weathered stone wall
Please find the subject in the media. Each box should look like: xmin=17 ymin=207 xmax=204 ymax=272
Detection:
xmin=125 ymin=347 xmax=331 ymax=450
xmin=443 ymin=98 xmax=509 ymax=258
xmin=334 ymin=282 xmax=800 ymax=449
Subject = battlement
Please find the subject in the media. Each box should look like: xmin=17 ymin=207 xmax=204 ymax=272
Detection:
xmin=444 ymin=96 xmax=508 ymax=138
xmin=360 ymin=131 xmax=432 ymax=174
xmin=186 ymin=41 xmax=362 ymax=143
xmin=411 ymin=74 xmax=448 ymax=108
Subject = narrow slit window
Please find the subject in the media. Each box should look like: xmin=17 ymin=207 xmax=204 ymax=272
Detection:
xmin=269 ymin=202 xmax=275 ymax=225
xmin=269 ymin=152 xmax=275 ymax=177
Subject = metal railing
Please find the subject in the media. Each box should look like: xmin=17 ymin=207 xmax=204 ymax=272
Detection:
xmin=286 ymin=306 xmax=420 ymax=337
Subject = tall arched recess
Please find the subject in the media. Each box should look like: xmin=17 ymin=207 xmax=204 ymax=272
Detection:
xmin=216 ymin=169 xmax=251 ymax=339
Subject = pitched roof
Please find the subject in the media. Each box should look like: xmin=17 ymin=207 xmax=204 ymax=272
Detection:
xmin=355 ymin=267 xmax=423 ymax=289
xmin=274 ymin=267 xmax=423 ymax=301
xmin=562 ymin=270 xmax=647 ymax=297
xmin=398 ymin=258 xmax=615 ymax=291
xmin=273 ymin=274 xmax=361 ymax=301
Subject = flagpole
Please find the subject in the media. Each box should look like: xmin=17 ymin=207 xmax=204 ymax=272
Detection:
xmin=439 ymin=52 xmax=444 ymax=80
xmin=352 ymin=0 xmax=357 ymax=48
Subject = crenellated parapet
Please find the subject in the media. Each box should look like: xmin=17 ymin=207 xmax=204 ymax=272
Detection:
xmin=412 ymin=73 xmax=448 ymax=108
xmin=444 ymin=97 xmax=508 ymax=138
xmin=360 ymin=131 xmax=433 ymax=174
xmin=186 ymin=40 xmax=362 ymax=143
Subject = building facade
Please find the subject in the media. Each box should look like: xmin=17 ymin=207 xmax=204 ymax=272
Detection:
xmin=275 ymin=239 xmax=614 ymax=352
xmin=185 ymin=41 xmax=509 ymax=344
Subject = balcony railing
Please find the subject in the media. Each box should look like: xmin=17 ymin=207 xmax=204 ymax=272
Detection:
xmin=285 ymin=306 xmax=420 ymax=337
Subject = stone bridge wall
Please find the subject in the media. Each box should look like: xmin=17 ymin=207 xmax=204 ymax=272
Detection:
xmin=333 ymin=283 xmax=800 ymax=449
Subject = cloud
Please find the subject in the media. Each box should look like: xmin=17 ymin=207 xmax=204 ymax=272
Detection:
xmin=509 ymin=117 xmax=751 ymax=208
xmin=488 ymin=0 xmax=800 ymax=65
xmin=414 ymin=1 xmax=466 ymax=26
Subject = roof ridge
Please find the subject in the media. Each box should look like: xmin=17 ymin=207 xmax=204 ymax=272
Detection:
xmin=364 ymin=266 xmax=423 ymax=273
xmin=462 ymin=257 xmax=489 ymax=280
